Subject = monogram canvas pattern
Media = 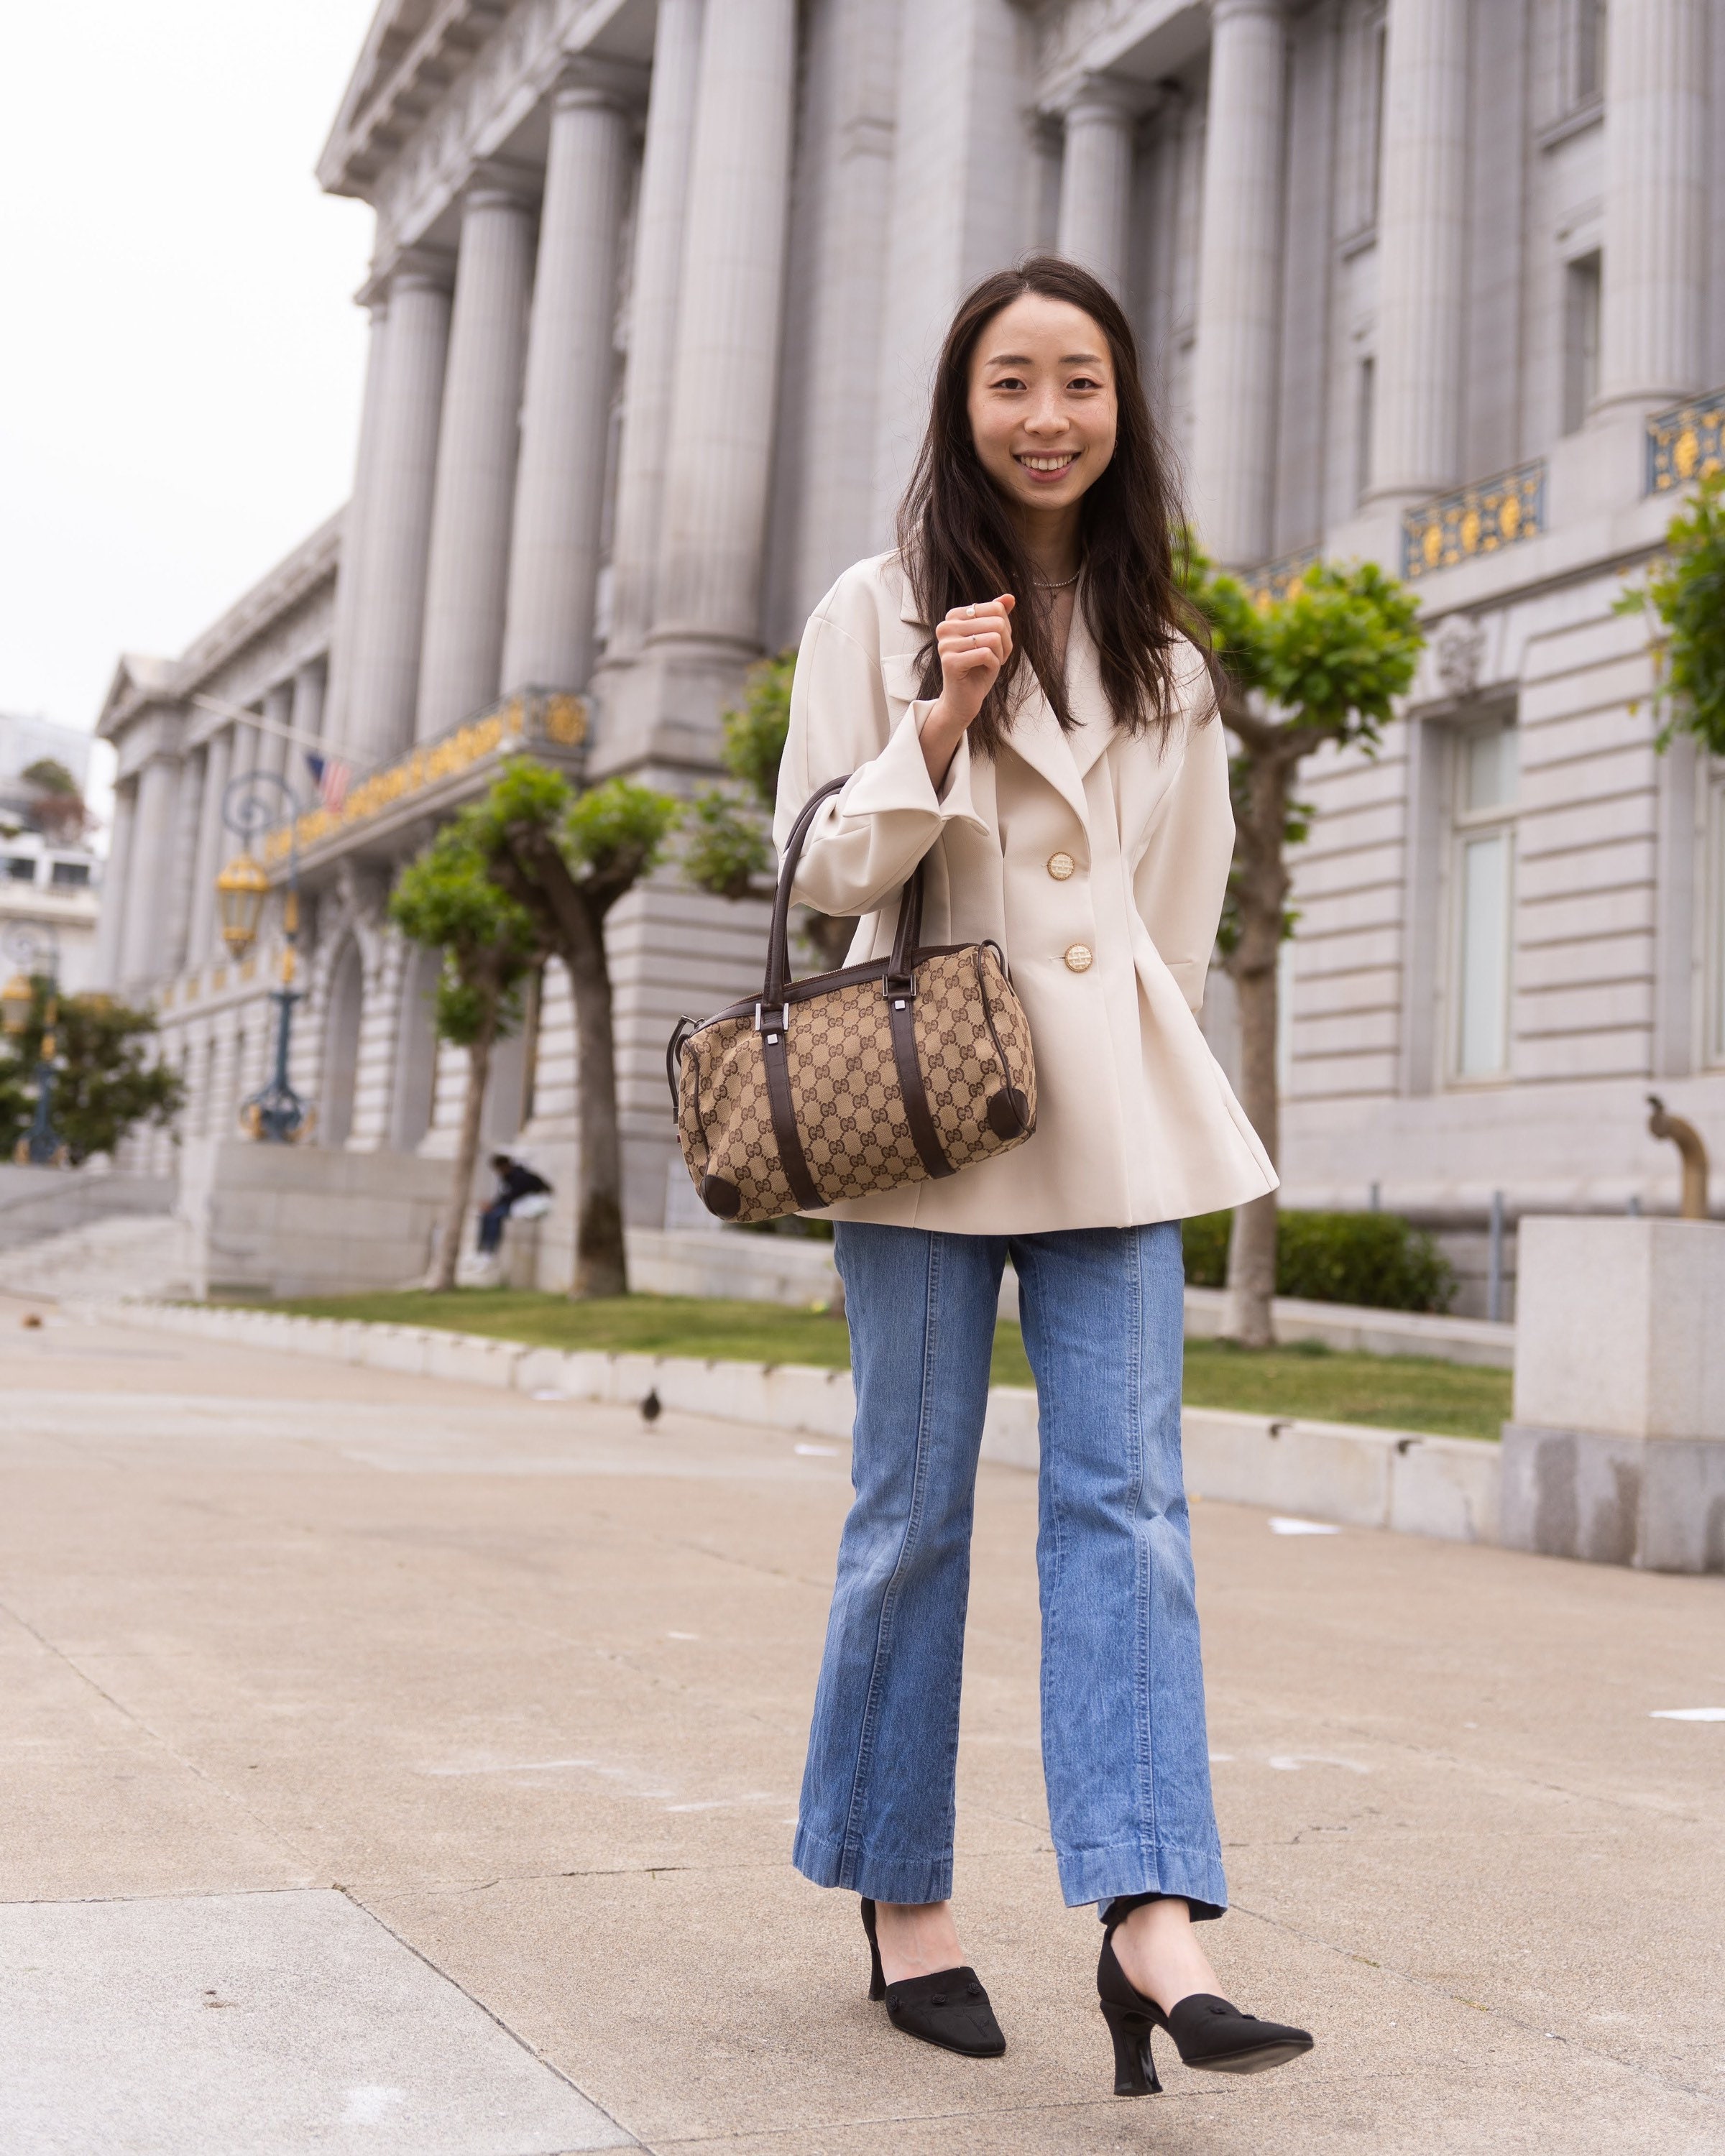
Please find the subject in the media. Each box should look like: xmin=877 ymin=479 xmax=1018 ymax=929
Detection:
xmin=673 ymin=944 xmax=1037 ymax=1225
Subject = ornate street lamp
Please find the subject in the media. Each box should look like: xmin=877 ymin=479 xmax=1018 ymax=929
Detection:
xmin=1 ymin=922 xmax=66 ymax=1166
xmin=218 ymin=770 xmax=305 ymax=1143
xmin=215 ymin=851 xmax=270 ymax=957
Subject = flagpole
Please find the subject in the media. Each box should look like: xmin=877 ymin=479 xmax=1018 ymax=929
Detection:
xmin=188 ymin=693 xmax=382 ymax=775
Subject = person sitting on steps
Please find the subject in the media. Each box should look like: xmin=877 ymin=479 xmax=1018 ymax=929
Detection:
xmin=476 ymin=1153 xmax=552 ymax=1256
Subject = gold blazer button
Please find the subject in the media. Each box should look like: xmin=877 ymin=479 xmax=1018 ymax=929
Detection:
xmin=1046 ymin=850 xmax=1075 ymax=880
xmin=1063 ymin=943 xmax=1093 ymax=973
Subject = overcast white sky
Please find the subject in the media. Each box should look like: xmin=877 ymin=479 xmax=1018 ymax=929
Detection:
xmin=0 ymin=1 xmax=381 ymax=821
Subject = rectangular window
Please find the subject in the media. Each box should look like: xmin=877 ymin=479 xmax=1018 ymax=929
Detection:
xmin=1563 ymin=254 xmax=1601 ymax=434
xmin=1366 ymin=17 xmax=1388 ymax=224
xmin=4 ymin=856 xmax=35 ymax=882
xmin=50 ymin=860 xmax=91 ymax=887
xmin=1450 ymin=719 xmax=1518 ymax=1081
xmin=1575 ymin=0 xmax=1606 ymax=103
xmin=1711 ymin=774 xmax=1725 ymax=1066
xmin=1355 ymin=356 xmax=1376 ymax=504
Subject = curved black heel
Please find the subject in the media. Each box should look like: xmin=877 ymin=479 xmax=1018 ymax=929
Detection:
xmin=1097 ymin=1898 xmax=1312 ymax=2096
xmin=859 ymin=1897 xmax=1006 ymax=2058
xmin=1099 ymin=1995 xmax=1163 ymax=2094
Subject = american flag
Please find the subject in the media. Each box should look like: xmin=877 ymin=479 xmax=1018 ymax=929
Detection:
xmin=305 ymin=751 xmax=352 ymax=814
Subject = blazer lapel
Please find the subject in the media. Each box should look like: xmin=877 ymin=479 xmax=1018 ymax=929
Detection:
xmin=1062 ymin=603 xmax=1116 ymax=785
xmin=893 ymin=552 xmax=1094 ymax=830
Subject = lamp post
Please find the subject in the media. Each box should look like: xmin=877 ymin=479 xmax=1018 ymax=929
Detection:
xmin=216 ymin=770 xmax=305 ymax=1143
xmin=1 ymin=922 xmax=66 ymax=1165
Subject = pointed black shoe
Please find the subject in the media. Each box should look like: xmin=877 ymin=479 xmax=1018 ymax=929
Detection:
xmin=859 ymin=1897 xmax=1006 ymax=2058
xmin=1097 ymin=1909 xmax=1312 ymax=2096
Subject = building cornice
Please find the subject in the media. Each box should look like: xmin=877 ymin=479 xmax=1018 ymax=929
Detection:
xmin=319 ymin=0 xmax=646 ymax=235
xmin=97 ymin=513 xmax=344 ymax=741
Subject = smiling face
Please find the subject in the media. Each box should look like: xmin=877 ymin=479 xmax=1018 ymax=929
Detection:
xmin=966 ymin=292 xmax=1119 ymax=520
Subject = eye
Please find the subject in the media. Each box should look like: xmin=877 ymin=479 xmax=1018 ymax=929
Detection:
xmin=1067 ymin=373 xmax=1105 ymax=392
xmin=990 ymin=373 xmax=1028 ymax=392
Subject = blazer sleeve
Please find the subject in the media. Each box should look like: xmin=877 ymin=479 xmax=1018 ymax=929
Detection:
xmin=774 ymin=602 xmax=991 ymax=920
xmin=1132 ymin=701 xmax=1236 ymax=1015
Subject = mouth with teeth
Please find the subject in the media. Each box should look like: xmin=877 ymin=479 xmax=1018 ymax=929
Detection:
xmin=1015 ymin=451 xmax=1079 ymax=482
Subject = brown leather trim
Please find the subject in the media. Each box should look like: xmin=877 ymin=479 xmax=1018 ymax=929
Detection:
xmin=690 ymin=946 xmax=973 ymax=1036
xmin=886 ymin=982 xmax=954 ymax=1181
xmin=760 ymin=1021 xmax=824 ymax=1211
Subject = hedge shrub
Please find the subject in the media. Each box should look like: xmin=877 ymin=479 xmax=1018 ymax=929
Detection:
xmin=1181 ymin=1209 xmax=1455 ymax=1314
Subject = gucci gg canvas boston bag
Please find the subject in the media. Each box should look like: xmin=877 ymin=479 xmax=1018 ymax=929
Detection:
xmin=666 ymin=775 xmax=1037 ymax=1225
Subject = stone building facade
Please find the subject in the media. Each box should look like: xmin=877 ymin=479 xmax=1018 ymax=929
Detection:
xmin=95 ymin=0 xmax=1725 ymax=1300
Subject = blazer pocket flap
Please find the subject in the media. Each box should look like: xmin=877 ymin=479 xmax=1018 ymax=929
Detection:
xmin=879 ymin=650 xmax=931 ymax=705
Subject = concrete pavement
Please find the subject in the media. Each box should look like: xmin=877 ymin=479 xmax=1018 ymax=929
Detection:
xmin=1 ymin=1289 xmax=1722 ymax=2154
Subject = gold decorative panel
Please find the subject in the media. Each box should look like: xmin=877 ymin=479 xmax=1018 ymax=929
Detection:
xmin=1245 ymin=548 xmax=1320 ymax=612
xmin=1402 ymin=461 xmax=1546 ymax=581
xmin=1647 ymin=390 xmax=1725 ymax=494
xmin=262 ymin=688 xmax=589 ymax=866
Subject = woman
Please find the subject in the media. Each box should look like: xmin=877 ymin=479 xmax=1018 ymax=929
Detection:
xmin=773 ymin=257 xmax=1312 ymax=2096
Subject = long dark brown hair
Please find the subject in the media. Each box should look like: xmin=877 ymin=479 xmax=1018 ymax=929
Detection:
xmin=896 ymin=254 xmax=1205 ymax=754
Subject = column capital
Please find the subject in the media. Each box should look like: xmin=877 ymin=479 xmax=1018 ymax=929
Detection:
xmin=1210 ymin=0 xmax=1285 ymax=21
xmin=359 ymin=244 xmax=457 ymax=308
xmin=548 ymin=54 xmax=649 ymax=116
xmin=1057 ymin=73 xmax=1154 ymax=126
xmin=462 ymin=160 xmax=541 ymax=213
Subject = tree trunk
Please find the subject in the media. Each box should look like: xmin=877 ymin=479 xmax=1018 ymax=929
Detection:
xmin=431 ymin=1004 xmax=495 ymax=1293
xmin=1222 ymin=742 xmax=1294 ymax=1348
xmin=498 ymin=824 xmax=629 ymax=1299
xmin=562 ymin=894 xmax=627 ymax=1299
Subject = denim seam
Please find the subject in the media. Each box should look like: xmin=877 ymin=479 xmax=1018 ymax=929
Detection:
xmin=1128 ymin=1226 xmax=1156 ymax=1874
xmin=834 ymin=1231 xmax=944 ymax=1885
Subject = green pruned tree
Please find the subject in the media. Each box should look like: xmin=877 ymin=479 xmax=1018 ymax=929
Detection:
xmin=466 ymin=760 xmax=681 ymax=1299
xmin=681 ymin=650 xmax=856 ymax=968
xmin=1616 ymin=470 xmax=1725 ymax=755
xmin=1181 ymin=549 xmax=1426 ymax=1348
xmin=390 ymin=812 xmax=546 ymax=1292
xmin=0 ymin=982 xmax=183 ymax=1164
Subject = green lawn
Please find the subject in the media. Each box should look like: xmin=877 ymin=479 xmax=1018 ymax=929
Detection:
xmin=270 ymin=1287 xmax=1510 ymax=1442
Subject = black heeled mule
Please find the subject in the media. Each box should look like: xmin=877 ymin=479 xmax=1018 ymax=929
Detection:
xmin=1098 ymin=1898 xmax=1312 ymax=2096
xmin=860 ymin=1897 xmax=1006 ymax=2058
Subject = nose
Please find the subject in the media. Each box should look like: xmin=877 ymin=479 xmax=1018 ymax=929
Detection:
xmin=1022 ymin=385 xmax=1070 ymax=437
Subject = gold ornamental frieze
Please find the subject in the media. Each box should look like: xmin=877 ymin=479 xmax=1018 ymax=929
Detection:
xmin=261 ymin=690 xmax=588 ymax=866
xmin=1647 ymin=390 xmax=1725 ymax=495
xmin=1402 ymin=460 xmax=1547 ymax=581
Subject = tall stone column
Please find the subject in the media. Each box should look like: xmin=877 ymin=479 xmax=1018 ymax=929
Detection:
xmin=500 ymin=78 xmax=635 ymax=696
xmin=643 ymin=0 xmax=797 ymax=726
xmin=162 ymin=744 xmax=206 ymax=975
xmin=1598 ymin=0 xmax=1708 ymax=410
xmin=1190 ymin=0 xmax=1289 ymax=566
xmin=418 ymin=180 xmax=538 ymax=738
xmin=346 ymin=254 xmax=454 ymax=765
xmin=1367 ymin=0 xmax=1471 ymax=504
xmin=261 ymin=679 xmax=294 ymax=783
xmin=118 ymin=752 xmax=180 ymax=987
xmin=92 ymin=783 xmax=137 ymax=990
xmin=599 ymin=3 xmax=704 ymax=673
xmin=187 ymin=724 xmax=234 ymax=966
xmin=323 ymin=296 xmax=389 ymax=749
xmin=290 ymin=658 xmax=327 ymax=760
xmin=1057 ymin=78 xmax=1139 ymax=296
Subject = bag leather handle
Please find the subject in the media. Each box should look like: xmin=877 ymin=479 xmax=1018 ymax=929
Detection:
xmin=763 ymin=775 xmax=928 ymax=1006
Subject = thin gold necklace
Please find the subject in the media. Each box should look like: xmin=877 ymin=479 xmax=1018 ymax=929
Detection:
xmin=1034 ymin=571 xmax=1080 ymax=590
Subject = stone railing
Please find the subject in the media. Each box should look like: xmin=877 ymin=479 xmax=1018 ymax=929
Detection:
xmin=260 ymin=688 xmax=588 ymax=872
xmin=1402 ymin=459 xmax=1547 ymax=581
xmin=1646 ymin=388 xmax=1725 ymax=496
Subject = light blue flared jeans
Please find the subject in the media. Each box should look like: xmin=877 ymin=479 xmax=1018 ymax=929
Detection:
xmin=794 ymin=1220 xmax=1227 ymax=1915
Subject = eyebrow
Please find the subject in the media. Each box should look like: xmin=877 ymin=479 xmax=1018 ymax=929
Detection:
xmin=982 ymin=351 xmax=1108 ymax=368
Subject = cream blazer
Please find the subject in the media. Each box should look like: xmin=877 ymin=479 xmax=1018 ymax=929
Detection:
xmin=773 ymin=551 xmax=1278 ymax=1234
